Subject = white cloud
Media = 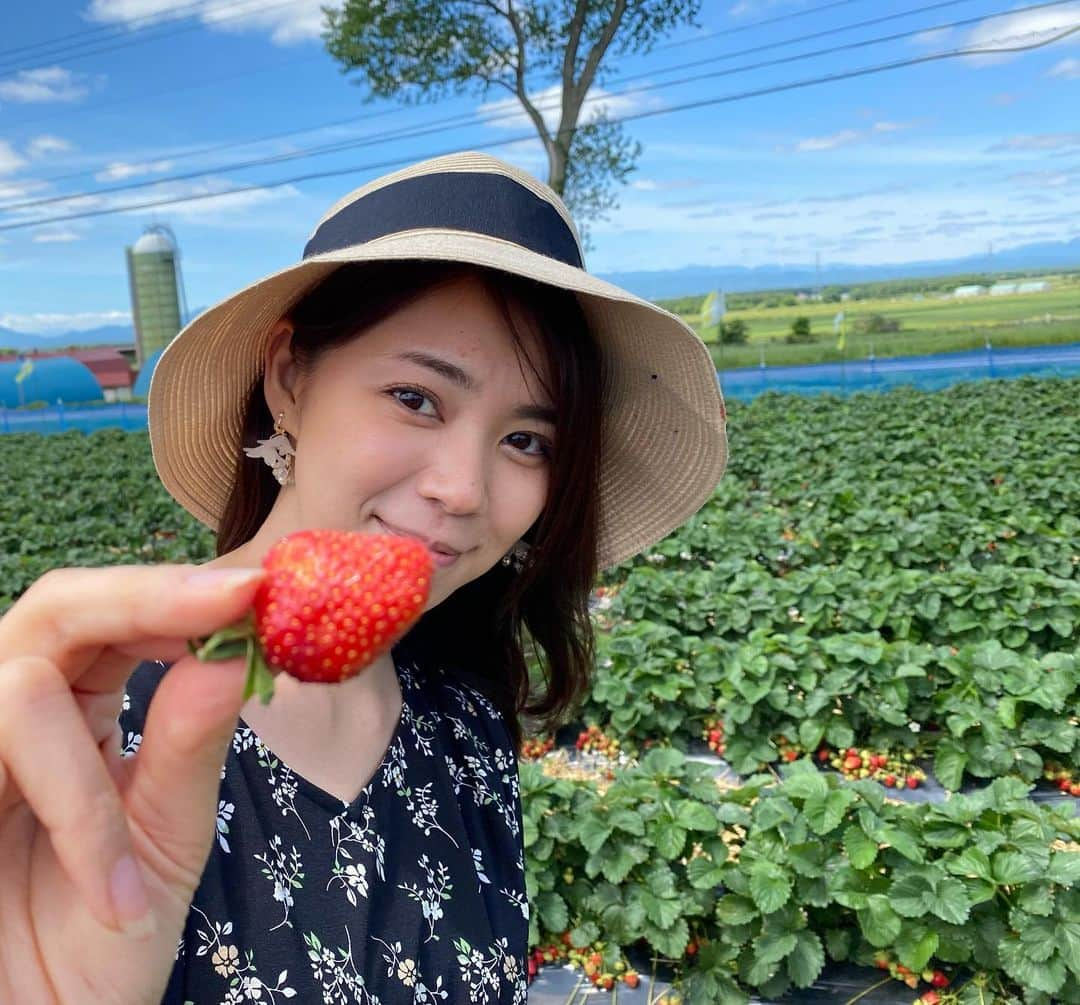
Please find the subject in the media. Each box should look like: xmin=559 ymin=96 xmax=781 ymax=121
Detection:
xmin=793 ymin=121 xmax=915 ymax=152
xmin=987 ymin=133 xmax=1080 ymax=152
xmin=962 ymin=3 xmax=1080 ymax=65
xmin=728 ymin=0 xmax=804 ymax=16
xmin=0 ymin=310 xmax=130 ymax=334
xmin=1049 ymin=57 xmax=1080 ymax=78
xmin=476 ymin=84 xmax=663 ymax=134
xmin=0 ymin=141 xmax=28 ymax=176
xmin=83 ymin=0 xmax=333 ymax=46
xmin=32 ymin=228 xmax=85 ymax=244
xmin=630 ymin=178 xmax=700 ymax=192
xmin=0 ymin=67 xmax=90 ymax=104
xmin=910 ymin=27 xmax=953 ymax=47
xmin=95 ymin=159 xmax=174 ymax=182
xmin=27 ymin=135 xmax=74 ymax=158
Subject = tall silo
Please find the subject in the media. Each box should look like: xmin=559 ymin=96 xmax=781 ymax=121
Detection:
xmin=126 ymin=224 xmax=188 ymax=367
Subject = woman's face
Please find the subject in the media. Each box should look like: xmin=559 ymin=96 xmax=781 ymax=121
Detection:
xmin=260 ymin=274 xmax=555 ymax=610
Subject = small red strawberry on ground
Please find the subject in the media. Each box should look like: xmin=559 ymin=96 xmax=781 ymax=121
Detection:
xmin=624 ymin=972 xmax=640 ymax=989
xmin=191 ymin=529 xmax=432 ymax=703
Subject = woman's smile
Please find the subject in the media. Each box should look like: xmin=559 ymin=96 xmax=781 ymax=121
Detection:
xmin=372 ymin=515 xmax=464 ymax=568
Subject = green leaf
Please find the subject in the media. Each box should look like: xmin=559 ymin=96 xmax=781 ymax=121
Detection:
xmin=999 ymin=937 xmax=1066 ymax=994
xmin=749 ymin=861 xmax=793 ymax=914
xmin=934 ymin=743 xmax=968 ymax=792
xmin=640 ymin=890 xmax=682 ymax=929
xmin=798 ymin=719 xmax=825 ymax=751
xmin=781 ymin=770 xmax=829 ymax=802
xmin=1048 ymin=851 xmax=1080 ymax=886
xmin=993 ymin=850 xmax=1043 ymax=885
xmin=946 ymin=847 xmax=993 ymax=882
xmin=889 ymin=873 xmax=935 ymax=917
xmin=895 ymin=925 xmax=939 ymax=973
xmin=687 ymin=855 xmax=726 ymax=891
xmin=880 ymin=824 xmax=925 ymax=863
xmin=858 ymin=895 xmax=902 ymax=947
xmin=578 ymin=816 xmax=614 ymax=854
xmin=716 ymin=894 xmax=758 ymax=926
xmin=753 ymin=931 xmax=797 ymax=966
xmin=535 ymin=891 xmax=568 ymax=933
xmin=1058 ymin=920 xmax=1080 ymax=978
xmin=608 ymin=808 xmax=645 ymax=836
xmin=570 ymin=922 xmax=600 ymax=948
xmin=824 ymin=927 xmax=852 ymax=961
xmin=843 ymin=824 xmax=878 ymax=869
xmin=930 ymin=878 xmax=972 ymax=925
xmin=804 ymin=789 xmax=856 ymax=836
xmin=787 ymin=931 xmax=825 ymax=988
xmin=653 ymin=819 xmax=688 ymax=859
xmin=677 ymin=801 xmax=719 ymax=832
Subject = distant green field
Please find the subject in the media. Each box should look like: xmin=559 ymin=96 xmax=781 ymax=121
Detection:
xmin=666 ymin=272 xmax=1080 ymax=369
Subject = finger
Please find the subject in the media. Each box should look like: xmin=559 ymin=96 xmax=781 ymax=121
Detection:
xmin=0 ymin=565 xmax=266 ymax=693
xmin=0 ymin=656 xmax=152 ymax=938
xmin=123 ymin=652 xmax=249 ymax=899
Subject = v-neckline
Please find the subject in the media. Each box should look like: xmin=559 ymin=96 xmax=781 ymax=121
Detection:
xmin=237 ymin=656 xmax=411 ymax=817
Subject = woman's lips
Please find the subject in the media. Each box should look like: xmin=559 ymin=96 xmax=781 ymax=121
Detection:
xmin=374 ymin=516 xmax=461 ymax=568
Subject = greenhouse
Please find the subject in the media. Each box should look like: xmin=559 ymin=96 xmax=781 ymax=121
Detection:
xmin=0 ymin=356 xmax=104 ymax=408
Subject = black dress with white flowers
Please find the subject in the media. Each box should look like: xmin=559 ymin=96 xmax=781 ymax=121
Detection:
xmin=118 ymin=651 xmax=529 ymax=1005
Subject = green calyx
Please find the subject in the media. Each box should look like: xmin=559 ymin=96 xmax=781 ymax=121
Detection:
xmin=187 ymin=611 xmax=277 ymax=705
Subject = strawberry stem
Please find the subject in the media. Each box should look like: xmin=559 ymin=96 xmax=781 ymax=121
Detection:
xmin=188 ymin=612 xmax=277 ymax=706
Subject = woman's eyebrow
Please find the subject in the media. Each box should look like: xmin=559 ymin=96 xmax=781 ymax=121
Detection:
xmin=393 ymin=350 xmax=555 ymax=425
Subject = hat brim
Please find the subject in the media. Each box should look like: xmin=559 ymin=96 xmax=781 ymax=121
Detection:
xmin=148 ymin=228 xmax=727 ymax=570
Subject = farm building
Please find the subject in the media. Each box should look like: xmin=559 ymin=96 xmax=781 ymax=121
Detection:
xmin=990 ymin=283 xmax=1018 ymax=296
xmin=131 ymin=348 xmax=163 ymax=399
xmin=953 ymin=285 xmax=985 ymax=298
xmin=0 ymin=355 xmax=104 ymax=408
xmin=1018 ymin=280 xmax=1050 ymax=293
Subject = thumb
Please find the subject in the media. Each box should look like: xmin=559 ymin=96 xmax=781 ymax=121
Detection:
xmin=123 ymin=651 xmax=250 ymax=897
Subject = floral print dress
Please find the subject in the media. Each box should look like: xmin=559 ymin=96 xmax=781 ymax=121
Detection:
xmin=118 ymin=651 xmax=529 ymax=1005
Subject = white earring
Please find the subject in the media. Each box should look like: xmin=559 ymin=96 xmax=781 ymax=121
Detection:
xmin=243 ymin=411 xmax=295 ymax=486
xmin=501 ymin=540 xmax=531 ymax=572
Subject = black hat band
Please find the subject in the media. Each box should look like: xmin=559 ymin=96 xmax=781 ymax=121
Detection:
xmin=303 ymin=171 xmax=584 ymax=268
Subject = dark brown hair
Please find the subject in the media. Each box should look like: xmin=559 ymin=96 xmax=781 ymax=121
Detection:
xmin=216 ymin=260 xmax=605 ymax=752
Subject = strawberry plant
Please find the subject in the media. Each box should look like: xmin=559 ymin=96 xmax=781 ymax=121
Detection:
xmin=521 ymin=749 xmax=1080 ymax=1004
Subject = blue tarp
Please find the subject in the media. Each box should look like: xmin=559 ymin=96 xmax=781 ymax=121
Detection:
xmin=718 ymin=341 xmax=1080 ymax=401
xmin=0 ymin=356 xmax=103 ymax=409
xmin=3 ymin=343 xmax=1080 ymax=434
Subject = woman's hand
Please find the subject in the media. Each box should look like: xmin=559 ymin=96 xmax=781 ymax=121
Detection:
xmin=0 ymin=563 xmax=265 ymax=1004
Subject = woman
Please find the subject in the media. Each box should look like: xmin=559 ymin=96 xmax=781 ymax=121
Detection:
xmin=0 ymin=152 xmax=727 ymax=1004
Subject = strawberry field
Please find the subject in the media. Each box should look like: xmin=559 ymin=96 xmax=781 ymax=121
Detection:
xmin=2 ymin=375 xmax=1079 ymax=1004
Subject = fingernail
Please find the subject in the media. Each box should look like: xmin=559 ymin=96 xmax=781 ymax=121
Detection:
xmin=185 ymin=567 xmax=264 ymax=590
xmin=110 ymin=855 xmax=157 ymax=941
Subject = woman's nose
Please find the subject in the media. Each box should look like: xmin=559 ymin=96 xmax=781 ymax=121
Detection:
xmin=416 ymin=432 xmax=489 ymax=515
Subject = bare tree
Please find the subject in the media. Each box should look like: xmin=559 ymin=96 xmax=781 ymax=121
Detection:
xmin=323 ymin=0 xmax=701 ymax=242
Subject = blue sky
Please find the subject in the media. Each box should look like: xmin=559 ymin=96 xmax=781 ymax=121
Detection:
xmin=0 ymin=0 xmax=1077 ymax=333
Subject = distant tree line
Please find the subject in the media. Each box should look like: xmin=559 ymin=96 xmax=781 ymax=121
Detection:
xmin=658 ymin=266 xmax=1067 ymax=314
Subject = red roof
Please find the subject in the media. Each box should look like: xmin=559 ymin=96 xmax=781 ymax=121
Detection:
xmin=22 ymin=346 xmax=134 ymax=389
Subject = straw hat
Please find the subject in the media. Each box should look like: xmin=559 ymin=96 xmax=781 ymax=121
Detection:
xmin=148 ymin=151 xmax=727 ymax=570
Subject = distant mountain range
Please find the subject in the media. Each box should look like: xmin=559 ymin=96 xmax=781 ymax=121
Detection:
xmin=3 ymin=237 xmax=1078 ymax=350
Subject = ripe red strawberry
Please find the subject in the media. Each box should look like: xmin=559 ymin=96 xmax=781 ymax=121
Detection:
xmin=920 ymin=993 xmax=940 ymax=1005
xmin=191 ymin=529 xmax=433 ymax=703
xmin=907 ymin=775 xmax=919 ymax=789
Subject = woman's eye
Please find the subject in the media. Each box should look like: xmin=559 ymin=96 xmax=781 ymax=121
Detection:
xmin=390 ymin=387 xmax=438 ymax=417
xmin=505 ymin=431 xmax=552 ymax=459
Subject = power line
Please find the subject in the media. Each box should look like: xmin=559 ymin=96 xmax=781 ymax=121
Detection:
xmin=0 ymin=0 xmax=302 ymax=79
xmin=6 ymin=0 xmax=1074 ymax=214
xmin=4 ymin=22 xmax=1076 ymax=234
xmin=0 ymin=0 xmax=257 ymax=62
